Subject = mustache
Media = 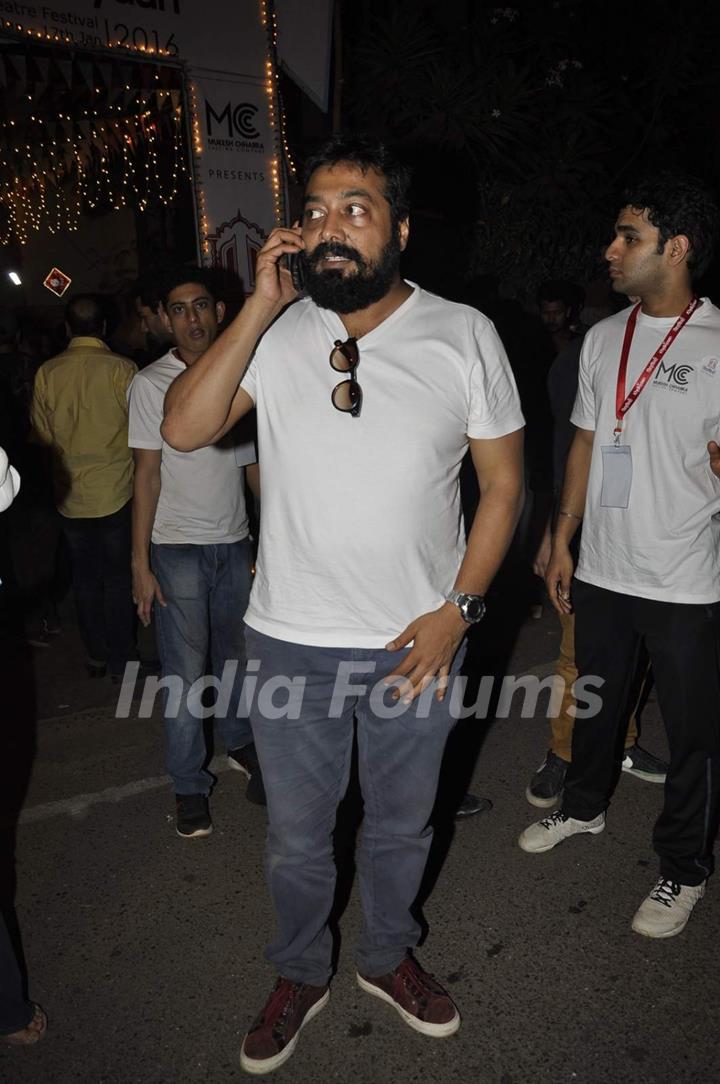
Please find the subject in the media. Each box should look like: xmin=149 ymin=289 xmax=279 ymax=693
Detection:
xmin=303 ymin=242 xmax=365 ymax=268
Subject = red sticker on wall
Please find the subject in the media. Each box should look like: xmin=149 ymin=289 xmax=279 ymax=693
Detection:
xmin=43 ymin=267 xmax=72 ymax=297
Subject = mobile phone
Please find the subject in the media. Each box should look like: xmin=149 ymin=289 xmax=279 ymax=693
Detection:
xmin=288 ymin=251 xmax=305 ymax=293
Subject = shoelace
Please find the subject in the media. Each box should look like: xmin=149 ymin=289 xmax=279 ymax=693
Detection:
xmin=397 ymin=958 xmax=443 ymax=998
xmin=649 ymin=879 xmax=681 ymax=908
xmin=540 ymin=810 xmax=568 ymax=830
xmin=259 ymin=979 xmax=299 ymax=1028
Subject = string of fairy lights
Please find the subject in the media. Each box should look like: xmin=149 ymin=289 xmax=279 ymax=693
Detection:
xmin=0 ymin=18 xmax=176 ymax=57
xmin=0 ymin=1 xmax=299 ymax=251
xmin=267 ymin=6 xmax=298 ymax=184
xmin=186 ymin=78 xmax=211 ymax=258
xmin=0 ymin=16 xmax=188 ymax=245
xmin=261 ymin=0 xmax=283 ymax=225
xmin=261 ymin=0 xmax=295 ymax=226
xmin=0 ymin=103 xmax=186 ymax=246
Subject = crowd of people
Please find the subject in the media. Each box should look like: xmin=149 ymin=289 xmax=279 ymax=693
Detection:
xmin=1 ymin=136 xmax=720 ymax=1074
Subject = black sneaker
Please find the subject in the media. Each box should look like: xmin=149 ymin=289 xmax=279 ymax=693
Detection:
xmin=228 ymin=742 xmax=267 ymax=806
xmin=455 ymin=793 xmax=493 ymax=819
xmin=175 ymin=794 xmax=212 ymax=838
xmin=621 ymin=744 xmax=667 ymax=783
xmin=526 ymin=750 xmax=568 ymax=808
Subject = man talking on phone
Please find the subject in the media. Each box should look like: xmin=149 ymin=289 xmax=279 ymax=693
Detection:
xmin=162 ymin=135 xmax=525 ymax=1073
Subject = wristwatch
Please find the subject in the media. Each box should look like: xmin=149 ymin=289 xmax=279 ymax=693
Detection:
xmin=446 ymin=590 xmax=486 ymax=624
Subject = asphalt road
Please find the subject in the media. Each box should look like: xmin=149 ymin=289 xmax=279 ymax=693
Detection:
xmin=2 ymin=604 xmax=718 ymax=1084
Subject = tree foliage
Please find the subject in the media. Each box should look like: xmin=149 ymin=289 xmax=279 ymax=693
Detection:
xmin=342 ymin=0 xmax=720 ymax=290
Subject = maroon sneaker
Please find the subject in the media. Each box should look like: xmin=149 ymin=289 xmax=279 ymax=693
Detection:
xmin=357 ymin=955 xmax=460 ymax=1037
xmin=240 ymin=977 xmax=329 ymax=1075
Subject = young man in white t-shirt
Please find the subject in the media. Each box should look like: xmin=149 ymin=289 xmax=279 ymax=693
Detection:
xmin=162 ymin=136 xmax=525 ymax=1073
xmin=128 ymin=268 xmax=264 ymax=840
xmin=519 ymin=173 xmax=720 ymax=940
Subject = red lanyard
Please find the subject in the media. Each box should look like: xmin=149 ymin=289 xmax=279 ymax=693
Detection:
xmin=614 ymin=296 xmax=700 ymax=440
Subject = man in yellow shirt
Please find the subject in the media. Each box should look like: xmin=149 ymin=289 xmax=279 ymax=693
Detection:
xmin=31 ymin=295 xmax=137 ymax=679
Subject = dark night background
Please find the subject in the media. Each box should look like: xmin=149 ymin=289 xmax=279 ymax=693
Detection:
xmin=3 ymin=6 xmax=720 ymax=1080
xmin=283 ymin=0 xmax=720 ymax=302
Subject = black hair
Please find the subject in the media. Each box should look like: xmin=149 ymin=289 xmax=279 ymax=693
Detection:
xmin=621 ymin=172 xmax=720 ymax=279
xmin=132 ymin=269 xmax=166 ymax=313
xmin=65 ymin=294 xmax=105 ymax=337
xmin=158 ymin=265 xmax=221 ymax=308
xmin=303 ymin=133 xmax=412 ymax=228
xmin=536 ymin=280 xmax=583 ymax=310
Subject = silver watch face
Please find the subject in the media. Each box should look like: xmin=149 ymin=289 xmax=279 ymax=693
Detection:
xmin=462 ymin=596 xmax=485 ymax=622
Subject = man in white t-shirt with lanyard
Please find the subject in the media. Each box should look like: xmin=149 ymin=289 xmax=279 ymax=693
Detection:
xmin=128 ymin=267 xmax=264 ymax=841
xmin=162 ymin=135 xmax=525 ymax=1073
xmin=519 ymin=173 xmax=720 ymax=940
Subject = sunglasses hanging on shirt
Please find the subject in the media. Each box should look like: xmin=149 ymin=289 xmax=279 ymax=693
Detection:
xmin=329 ymin=337 xmax=362 ymax=418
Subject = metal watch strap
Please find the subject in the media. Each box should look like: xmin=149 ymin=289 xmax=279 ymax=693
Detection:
xmin=446 ymin=590 xmax=486 ymax=623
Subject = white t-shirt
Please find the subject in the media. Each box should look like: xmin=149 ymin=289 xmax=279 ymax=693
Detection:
xmin=240 ymin=283 xmax=524 ymax=647
xmin=572 ymin=299 xmax=720 ymax=604
xmin=0 ymin=447 xmax=20 ymax=513
xmin=127 ymin=350 xmax=255 ymax=545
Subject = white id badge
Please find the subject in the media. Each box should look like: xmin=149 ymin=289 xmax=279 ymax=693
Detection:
xmin=234 ymin=439 xmax=256 ymax=468
xmin=600 ymin=445 xmax=633 ymax=508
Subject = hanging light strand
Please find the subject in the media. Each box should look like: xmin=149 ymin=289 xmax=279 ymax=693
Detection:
xmin=260 ymin=0 xmax=284 ymax=225
xmin=0 ymin=101 xmax=188 ymax=244
xmin=186 ymin=79 xmax=211 ymax=259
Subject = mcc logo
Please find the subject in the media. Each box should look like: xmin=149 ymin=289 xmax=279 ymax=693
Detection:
xmin=206 ymin=101 xmax=260 ymax=141
xmin=653 ymin=359 xmax=694 ymax=387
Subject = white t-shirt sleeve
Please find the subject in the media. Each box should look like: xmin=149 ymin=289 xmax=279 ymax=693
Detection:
xmin=127 ymin=373 xmax=163 ymax=450
xmin=0 ymin=448 xmax=20 ymax=512
xmin=239 ymin=352 xmax=259 ymax=404
xmin=570 ymin=333 xmax=597 ymax=431
xmin=467 ymin=321 xmax=525 ymax=439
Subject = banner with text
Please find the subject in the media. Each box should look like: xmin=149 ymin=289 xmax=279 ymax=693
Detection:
xmin=194 ymin=73 xmax=276 ymax=289
xmin=0 ymin=0 xmax=267 ymax=74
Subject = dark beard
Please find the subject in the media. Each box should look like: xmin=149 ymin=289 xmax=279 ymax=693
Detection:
xmin=300 ymin=234 xmax=402 ymax=313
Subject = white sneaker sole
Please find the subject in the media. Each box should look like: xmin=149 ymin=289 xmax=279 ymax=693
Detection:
xmin=239 ymin=990 xmax=329 ymax=1075
xmin=356 ymin=973 xmax=460 ymax=1037
xmin=525 ymin=785 xmax=562 ymax=809
xmin=518 ymin=819 xmax=605 ymax=854
xmin=631 ymin=915 xmax=690 ymax=939
xmin=176 ymin=824 xmax=213 ymax=839
xmin=621 ymin=765 xmax=667 ymax=783
xmin=227 ymin=757 xmax=251 ymax=779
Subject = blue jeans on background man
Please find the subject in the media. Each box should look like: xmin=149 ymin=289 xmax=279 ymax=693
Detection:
xmin=244 ymin=626 xmax=465 ymax=985
xmin=152 ymin=539 xmax=254 ymax=795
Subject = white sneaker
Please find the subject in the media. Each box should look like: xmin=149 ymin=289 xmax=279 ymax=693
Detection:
xmin=631 ymin=878 xmax=705 ymax=939
xmin=518 ymin=809 xmax=605 ymax=853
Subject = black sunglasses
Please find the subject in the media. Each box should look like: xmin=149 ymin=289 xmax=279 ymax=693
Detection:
xmin=330 ymin=338 xmax=362 ymax=418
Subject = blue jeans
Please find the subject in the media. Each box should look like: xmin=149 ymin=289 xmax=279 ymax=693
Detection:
xmin=151 ymin=539 xmax=254 ymax=795
xmin=245 ymin=627 xmax=465 ymax=985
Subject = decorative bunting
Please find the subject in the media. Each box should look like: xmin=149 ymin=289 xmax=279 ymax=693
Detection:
xmin=0 ymin=39 xmax=188 ymax=245
xmin=51 ymin=58 xmax=73 ymax=88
